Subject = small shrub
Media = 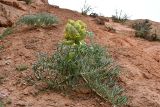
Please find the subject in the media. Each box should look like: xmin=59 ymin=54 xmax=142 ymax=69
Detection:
xmin=0 ymin=27 xmax=13 ymax=39
xmin=24 ymin=75 xmax=35 ymax=86
xmin=105 ymin=24 xmax=116 ymax=33
xmin=16 ymin=64 xmax=28 ymax=71
xmin=0 ymin=13 xmax=59 ymax=39
xmin=132 ymin=19 xmax=160 ymax=41
xmin=132 ymin=19 xmax=151 ymax=38
xmin=81 ymin=0 xmax=93 ymax=15
xmin=112 ymin=10 xmax=128 ymax=23
xmin=32 ymin=20 xmax=127 ymax=106
xmin=17 ymin=13 xmax=59 ymax=27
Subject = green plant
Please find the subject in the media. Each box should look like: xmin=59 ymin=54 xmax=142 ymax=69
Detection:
xmin=16 ymin=64 xmax=28 ymax=71
xmin=17 ymin=13 xmax=59 ymax=27
xmin=0 ymin=101 xmax=4 ymax=107
xmin=132 ymin=19 xmax=151 ymax=38
xmin=0 ymin=27 xmax=13 ymax=39
xmin=112 ymin=10 xmax=128 ymax=23
xmin=81 ymin=0 xmax=93 ymax=15
xmin=132 ymin=19 xmax=160 ymax=41
xmin=32 ymin=20 xmax=127 ymax=106
xmin=64 ymin=20 xmax=87 ymax=45
xmin=0 ymin=45 xmax=4 ymax=50
xmin=24 ymin=75 xmax=35 ymax=86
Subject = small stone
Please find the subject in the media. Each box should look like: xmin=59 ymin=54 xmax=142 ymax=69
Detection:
xmin=0 ymin=93 xmax=6 ymax=99
xmin=5 ymin=57 xmax=11 ymax=60
xmin=5 ymin=98 xmax=12 ymax=104
xmin=15 ymin=101 xmax=27 ymax=107
xmin=65 ymin=103 xmax=70 ymax=106
xmin=5 ymin=60 xmax=11 ymax=65
xmin=0 ymin=89 xmax=10 ymax=99
xmin=100 ymin=102 xmax=105 ymax=105
xmin=75 ymin=87 xmax=91 ymax=94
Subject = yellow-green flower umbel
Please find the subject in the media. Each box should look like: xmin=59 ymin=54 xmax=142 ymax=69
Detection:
xmin=64 ymin=20 xmax=87 ymax=45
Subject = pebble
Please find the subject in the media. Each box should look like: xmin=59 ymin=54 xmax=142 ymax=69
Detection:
xmin=15 ymin=101 xmax=27 ymax=107
xmin=0 ymin=89 xmax=10 ymax=99
xmin=5 ymin=60 xmax=12 ymax=65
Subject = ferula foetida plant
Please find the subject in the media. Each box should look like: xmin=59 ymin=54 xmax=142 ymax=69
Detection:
xmin=33 ymin=19 xmax=127 ymax=107
xmin=64 ymin=20 xmax=87 ymax=45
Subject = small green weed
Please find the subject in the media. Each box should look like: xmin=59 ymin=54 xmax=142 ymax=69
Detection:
xmin=112 ymin=10 xmax=128 ymax=23
xmin=0 ymin=27 xmax=13 ymax=40
xmin=0 ymin=45 xmax=4 ymax=50
xmin=16 ymin=64 xmax=28 ymax=71
xmin=81 ymin=0 xmax=93 ymax=15
xmin=0 ymin=101 xmax=4 ymax=107
xmin=17 ymin=13 xmax=59 ymax=27
xmin=24 ymin=75 xmax=35 ymax=86
xmin=0 ymin=13 xmax=59 ymax=40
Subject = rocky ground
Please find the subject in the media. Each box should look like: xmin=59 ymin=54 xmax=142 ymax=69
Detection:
xmin=0 ymin=0 xmax=160 ymax=107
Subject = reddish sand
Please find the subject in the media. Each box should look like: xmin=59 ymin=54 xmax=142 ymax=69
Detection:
xmin=0 ymin=0 xmax=160 ymax=107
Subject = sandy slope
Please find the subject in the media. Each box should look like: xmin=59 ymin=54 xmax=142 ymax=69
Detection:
xmin=0 ymin=0 xmax=160 ymax=107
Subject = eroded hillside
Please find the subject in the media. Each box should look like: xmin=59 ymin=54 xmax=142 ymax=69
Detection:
xmin=0 ymin=0 xmax=160 ymax=107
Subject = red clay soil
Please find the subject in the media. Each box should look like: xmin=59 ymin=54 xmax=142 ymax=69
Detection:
xmin=0 ymin=0 xmax=160 ymax=107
